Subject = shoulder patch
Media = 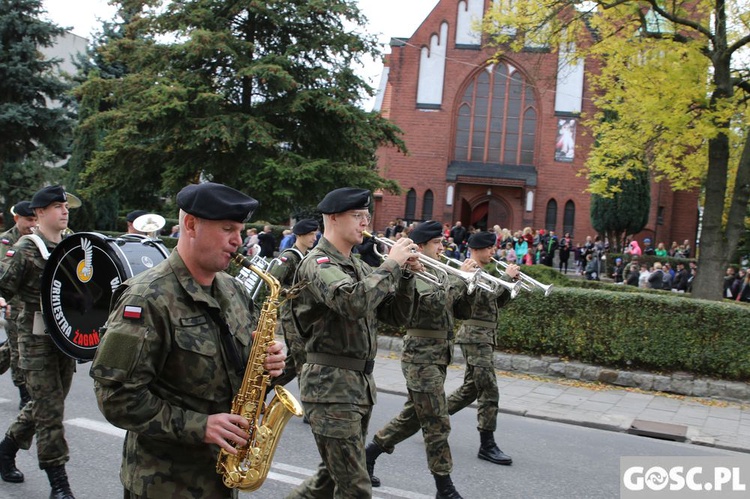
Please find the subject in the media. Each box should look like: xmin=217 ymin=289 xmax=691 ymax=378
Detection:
xmin=1 ymin=239 xmax=10 ymax=245
xmin=123 ymin=305 xmax=143 ymax=320
xmin=280 ymin=256 xmax=288 ymax=262
xmin=316 ymin=257 xmax=330 ymax=264
xmin=5 ymin=250 xmax=15 ymax=258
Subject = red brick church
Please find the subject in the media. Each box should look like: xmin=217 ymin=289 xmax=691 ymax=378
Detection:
xmin=371 ymin=0 xmax=698 ymax=247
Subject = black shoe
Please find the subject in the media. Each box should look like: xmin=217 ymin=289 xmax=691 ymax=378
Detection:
xmin=365 ymin=442 xmax=382 ymax=488
xmin=478 ymin=431 xmax=512 ymax=465
xmin=0 ymin=436 xmax=24 ymax=483
xmin=302 ymin=415 xmax=310 ymax=425
xmin=45 ymin=465 xmax=75 ymax=499
xmin=18 ymin=385 xmax=31 ymax=411
xmin=434 ymin=473 xmax=463 ymax=499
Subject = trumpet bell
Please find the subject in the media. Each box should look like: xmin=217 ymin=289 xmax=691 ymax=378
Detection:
xmin=133 ymin=213 xmax=166 ymax=234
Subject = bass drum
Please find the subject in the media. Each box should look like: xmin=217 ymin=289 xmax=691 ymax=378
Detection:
xmin=40 ymin=232 xmax=169 ymax=361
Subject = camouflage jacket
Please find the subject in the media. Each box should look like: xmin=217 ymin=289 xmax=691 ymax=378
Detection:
xmin=0 ymin=226 xmax=25 ymax=322
xmin=0 ymin=232 xmax=58 ymax=334
xmin=292 ymin=236 xmax=417 ymax=405
xmin=454 ymin=272 xmax=512 ymax=346
xmin=90 ymin=250 xmax=254 ymax=498
xmin=269 ymin=247 xmax=305 ymax=338
xmin=402 ymin=270 xmax=471 ymax=366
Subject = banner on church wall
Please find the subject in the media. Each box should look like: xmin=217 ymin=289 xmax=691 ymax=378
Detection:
xmin=554 ymin=118 xmax=577 ymax=162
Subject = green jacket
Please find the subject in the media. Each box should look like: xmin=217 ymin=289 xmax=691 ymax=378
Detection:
xmin=91 ymin=250 xmax=254 ymax=498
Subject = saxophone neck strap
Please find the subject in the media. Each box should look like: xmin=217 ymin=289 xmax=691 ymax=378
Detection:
xmin=206 ymin=307 xmax=244 ymax=375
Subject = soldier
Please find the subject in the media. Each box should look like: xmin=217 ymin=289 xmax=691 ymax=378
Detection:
xmin=0 ymin=201 xmax=37 ymax=409
xmin=285 ymin=187 xmax=419 ymax=498
xmin=0 ymin=186 xmax=78 ymax=498
xmin=90 ymin=182 xmax=286 ymax=498
xmin=268 ymin=218 xmax=319 ymax=392
xmin=447 ymin=231 xmax=519 ymax=467
xmin=125 ymin=210 xmax=149 ymax=235
xmin=365 ymin=220 xmax=473 ymax=499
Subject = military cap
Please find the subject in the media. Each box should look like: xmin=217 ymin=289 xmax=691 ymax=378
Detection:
xmin=410 ymin=220 xmax=443 ymax=245
xmin=176 ymin=182 xmax=258 ymax=223
xmin=468 ymin=231 xmax=497 ymax=249
xmin=30 ymin=185 xmax=71 ymax=209
xmin=10 ymin=201 xmax=34 ymax=218
xmin=293 ymin=218 xmax=318 ymax=235
xmin=317 ymin=187 xmax=371 ymax=214
xmin=126 ymin=210 xmax=149 ymax=223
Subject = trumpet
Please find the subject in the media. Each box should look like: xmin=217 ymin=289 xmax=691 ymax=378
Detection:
xmin=492 ymin=258 xmax=553 ymax=296
xmin=440 ymin=255 xmax=523 ymax=299
xmin=364 ymin=231 xmax=495 ymax=292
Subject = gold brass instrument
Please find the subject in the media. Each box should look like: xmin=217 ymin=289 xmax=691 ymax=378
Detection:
xmin=492 ymin=258 xmax=553 ymax=296
xmin=217 ymin=252 xmax=304 ymax=492
xmin=132 ymin=213 xmax=166 ymax=238
xmin=441 ymin=255 xmax=523 ymax=299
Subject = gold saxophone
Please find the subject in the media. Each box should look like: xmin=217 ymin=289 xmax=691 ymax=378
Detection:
xmin=216 ymin=253 xmax=304 ymax=491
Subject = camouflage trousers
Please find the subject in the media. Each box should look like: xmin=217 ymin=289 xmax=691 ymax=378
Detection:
xmin=286 ymin=402 xmax=372 ymax=499
xmin=374 ymin=362 xmax=452 ymax=475
xmin=0 ymin=320 xmax=25 ymax=387
xmin=7 ymin=334 xmax=75 ymax=468
xmin=447 ymin=343 xmax=499 ymax=432
xmin=270 ymin=326 xmax=307 ymax=389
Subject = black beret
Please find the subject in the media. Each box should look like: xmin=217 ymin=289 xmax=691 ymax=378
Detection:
xmin=410 ymin=220 xmax=443 ymax=245
xmin=468 ymin=231 xmax=497 ymax=249
xmin=29 ymin=185 xmax=70 ymax=209
xmin=176 ymin=182 xmax=259 ymax=223
xmin=11 ymin=201 xmax=34 ymax=218
xmin=317 ymin=187 xmax=371 ymax=214
xmin=126 ymin=210 xmax=149 ymax=223
xmin=293 ymin=218 xmax=318 ymax=235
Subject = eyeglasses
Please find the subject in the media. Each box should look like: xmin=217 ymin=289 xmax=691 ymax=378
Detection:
xmin=348 ymin=212 xmax=372 ymax=224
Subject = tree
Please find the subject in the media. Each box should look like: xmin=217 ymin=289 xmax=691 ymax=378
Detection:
xmin=484 ymin=0 xmax=750 ymax=300
xmin=0 ymin=0 xmax=74 ymax=219
xmin=590 ymin=168 xmax=650 ymax=252
xmin=74 ymin=0 xmax=405 ymax=222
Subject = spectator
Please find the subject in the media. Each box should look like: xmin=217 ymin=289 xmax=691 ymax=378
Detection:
xmin=532 ymin=242 xmax=546 ymax=265
xmin=384 ymin=220 xmax=397 ymax=239
xmin=584 ymin=254 xmax=599 ymax=280
xmin=672 ymin=262 xmax=689 ymax=292
xmin=444 ymin=237 xmax=459 ymax=259
xmin=687 ymin=267 xmax=697 ymax=293
xmin=169 ymin=224 xmax=180 ymax=238
xmin=638 ymin=263 xmax=651 ymax=288
xmin=655 ymin=242 xmax=668 ymax=257
xmin=643 ymin=238 xmax=656 ymax=256
xmin=626 ymin=263 xmax=640 ymax=286
xmin=662 ymin=263 xmax=673 ymax=289
xmin=278 ymin=229 xmax=296 ymax=251
xmin=723 ymin=266 xmax=741 ymax=299
xmin=612 ymin=258 xmax=624 ymax=283
xmin=257 ymin=225 xmax=276 ymax=258
xmin=648 ymin=262 xmax=665 ymax=289
xmin=449 ymin=221 xmax=468 ymax=258
xmin=544 ymin=230 xmax=558 ymax=267
xmin=515 ymin=237 xmax=529 ymax=265
xmin=504 ymin=242 xmax=516 ymax=264
xmin=668 ymin=241 xmax=679 ymax=257
xmin=736 ymin=270 xmax=750 ymax=302
xmin=682 ymin=240 xmax=692 ymax=258
xmin=243 ymin=227 xmax=259 ymax=256
xmin=574 ymin=243 xmax=585 ymax=275
xmin=558 ymin=233 xmax=572 ymax=273
xmin=626 ymin=240 xmax=642 ymax=257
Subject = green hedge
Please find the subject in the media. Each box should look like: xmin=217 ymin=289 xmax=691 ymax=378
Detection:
xmin=496 ymin=287 xmax=750 ymax=381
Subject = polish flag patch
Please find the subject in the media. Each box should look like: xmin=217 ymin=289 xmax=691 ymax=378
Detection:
xmin=280 ymin=256 xmax=288 ymax=262
xmin=123 ymin=305 xmax=143 ymax=320
xmin=1 ymin=238 xmax=10 ymax=245
xmin=316 ymin=257 xmax=330 ymax=264
xmin=5 ymin=250 xmax=15 ymax=257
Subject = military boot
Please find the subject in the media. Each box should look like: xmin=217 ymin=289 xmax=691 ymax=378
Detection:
xmin=478 ymin=430 xmax=512 ymax=465
xmin=18 ymin=384 xmax=31 ymax=410
xmin=45 ymin=465 xmax=75 ymax=499
xmin=365 ymin=441 xmax=384 ymax=487
xmin=0 ymin=435 xmax=24 ymax=483
xmin=433 ymin=473 xmax=463 ymax=499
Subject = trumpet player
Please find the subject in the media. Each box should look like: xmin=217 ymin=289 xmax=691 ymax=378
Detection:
xmin=365 ymin=221 xmax=473 ymax=499
xmin=447 ymin=231 xmax=519 ymax=467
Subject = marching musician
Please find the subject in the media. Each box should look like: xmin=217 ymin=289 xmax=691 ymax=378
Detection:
xmin=125 ymin=210 xmax=149 ymax=235
xmin=0 ymin=186 xmax=78 ymax=498
xmin=0 ymin=201 xmax=37 ymax=410
xmin=365 ymin=220 xmax=473 ymax=499
xmin=447 ymin=231 xmax=518 ymax=467
xmin=90 ymin=182 xmax=285 ymax=498
xmin=285 ymin=187 xmax=419 ymax=498
xmin=268 ymin=218 xmax=319 ymax=396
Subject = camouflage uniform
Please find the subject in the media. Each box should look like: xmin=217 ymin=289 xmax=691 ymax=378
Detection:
xmin=0 ymin=226 xmax=26 ymax=388
xmin=91 ymin=250 xmax=255 ymax=499
xmin=268 ymin=247 xmax=306 ymax=388
xmin=373 ymin=269 xmax=470 ymax=475
xmin=446 ymin=277 xmax=512 ymax=432
xmin=286 ymin=237 xmax=416 ymax=499
xmin=0 ymin=233 xmax=76 ymax=469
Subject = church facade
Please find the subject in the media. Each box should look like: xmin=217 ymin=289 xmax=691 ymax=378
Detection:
xmin=371 ymin=0 xmax=698 ymax=247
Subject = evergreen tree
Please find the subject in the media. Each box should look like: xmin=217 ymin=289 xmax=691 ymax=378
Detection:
xmin=590 ymin=168 xmax=650 ymax=252
xmin=75 ymin=0 xmax=405 ymax=222
xmin=0 ymin=0 xmax=74 ymax=221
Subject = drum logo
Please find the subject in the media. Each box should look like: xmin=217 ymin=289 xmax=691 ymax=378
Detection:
xmin=76 ymin=238 xmax=94 ymax=283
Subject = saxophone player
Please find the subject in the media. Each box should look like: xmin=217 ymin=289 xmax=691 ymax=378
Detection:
xmin=90 ymin=182 xmax=286 ymax=499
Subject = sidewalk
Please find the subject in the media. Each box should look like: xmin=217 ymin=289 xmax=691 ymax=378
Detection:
xmin=372 ymin=338 xmax=750 ymax=454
